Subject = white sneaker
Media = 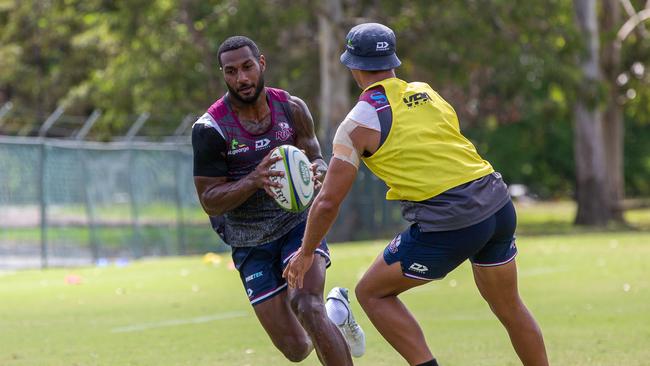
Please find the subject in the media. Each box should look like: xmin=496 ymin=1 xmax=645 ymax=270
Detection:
xmin=326 ymin=287 xmax=366 ymax=358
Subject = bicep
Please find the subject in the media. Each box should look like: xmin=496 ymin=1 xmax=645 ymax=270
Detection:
xmin=332 ymin=119 xmax=380 ymax=168
xmin=289 ymin=96 xmax=323 ymax=161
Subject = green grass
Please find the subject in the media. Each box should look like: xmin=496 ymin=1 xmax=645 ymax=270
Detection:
xmin=514 ymin=200 xmax=650 ymax=235
xmin=49 ymin=203 xmax=210 ymax=223
xmin=1 ymin=230 xmax=649 ymax=365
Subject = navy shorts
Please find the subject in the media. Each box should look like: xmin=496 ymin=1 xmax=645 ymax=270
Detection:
xmin=231 ymin=220 xmax=330 ymax=306
xmin=384 ymin=200 xmax=518 ymax=281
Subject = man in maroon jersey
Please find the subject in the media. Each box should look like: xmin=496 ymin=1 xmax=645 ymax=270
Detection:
xmin=192 ymin=36 xmax=363 ymax=364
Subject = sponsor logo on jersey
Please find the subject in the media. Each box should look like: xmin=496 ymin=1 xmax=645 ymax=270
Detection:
xmin=245 ymin=271 xmax=263 ymax=282
xmin=255 ymin=138 xmax=271 ymax=151
xmin=403 ymin=92 xmax=432 ymax=108
xmin=387 ymin=234 xmax=402 ymax=254
xmin=409 ymin=262 xmax=428 ymax=274
xmin=370 ymin=91 xmax=388 ymax=105
xmin=376 ymin=41 xmax=389 ymax=51
xmin=247 ymin=288 xmax=254 ymax=298
xmin=228 ymin=138 xmax=250 ymax=156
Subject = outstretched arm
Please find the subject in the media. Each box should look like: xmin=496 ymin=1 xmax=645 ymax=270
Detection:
xmin=283 ymin=118 xmax=381 ymax=288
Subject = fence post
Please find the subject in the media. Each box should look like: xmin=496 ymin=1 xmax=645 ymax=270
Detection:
xmin=127 ymin=145 xmax=142 ymax=259
xmin=173 ymin=114 xmax=194 ymax=137
xmin=125 ymin=112 xmax=150 ymax=141
xmin=78 ymin=144 xmax=99 ymax=263
xmin=38 ymin=105 xmax=65 ymax=137
xmin=174 ymin=147 xmax=187 ymax=255
xmin=75 ymin=109 xmax=102 ymax=141
xmin=38 ymin=140 xmax=48 ymax=268
xmin=125 ymin=113 xmax=150 ymax=258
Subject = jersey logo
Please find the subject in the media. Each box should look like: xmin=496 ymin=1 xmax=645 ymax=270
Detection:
xmin=276 ymin=122 xmax=293 ymax=141
xmin=403 ymin=92 xmax=431 ymax=108
xmin=370 ymin=91 xmax=388 ymax=105
xmin=228 ymin=138 xmax=250 ymax=156
xmin=255 ymin=138 xmax=271 ymax=151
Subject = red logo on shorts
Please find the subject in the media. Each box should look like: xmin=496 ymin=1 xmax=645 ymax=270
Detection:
xmin=387 ymin=235 xmax=402 ymax=254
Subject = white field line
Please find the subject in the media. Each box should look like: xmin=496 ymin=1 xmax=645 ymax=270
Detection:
xmin=111 ymin=311 xmax=248 ymax=333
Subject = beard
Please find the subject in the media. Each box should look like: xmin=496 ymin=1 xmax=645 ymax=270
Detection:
xmin=227 ymin=74 xmax=265 ymax=104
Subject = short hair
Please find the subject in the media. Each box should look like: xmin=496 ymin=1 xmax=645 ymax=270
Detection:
xmin=217 ymin=36 xmax=261 ymax=67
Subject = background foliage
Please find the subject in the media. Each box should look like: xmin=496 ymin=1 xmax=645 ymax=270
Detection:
xmin=0 ymin=0 xmax=648 ymax=197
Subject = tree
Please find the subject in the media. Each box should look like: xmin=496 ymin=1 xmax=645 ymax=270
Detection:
xmin=601 ymin=0 xmax=625 ymax=222
xmin=572 ymin=0 xmax=649 ymax=225
xmin=317 ymin=0 xmax=350 ymax=155
xmin=573 ymin=0 xmax=611 ymax=225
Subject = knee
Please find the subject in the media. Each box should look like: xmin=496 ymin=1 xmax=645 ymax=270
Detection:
xmin=289 ymin=292 xmax=325 ymax=325
xmin=276 ymin=337 xmax=312 ymax=362
xmin=354 ymin=279 xmax=373 ymax=310
xmin=488 ymin=297 xmax=526 ymax=325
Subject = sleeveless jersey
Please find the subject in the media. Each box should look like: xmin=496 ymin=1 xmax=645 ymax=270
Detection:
xmin=205 ymin=88 xmax=308 ymax=247
xmin=360 ymin=78 xmax=494 ymax=201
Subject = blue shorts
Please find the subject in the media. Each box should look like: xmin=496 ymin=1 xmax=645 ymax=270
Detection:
xmin=384 ymin=200 xmax=518 ymax=281
xmin=231 ymin=220 xmax=330 ymax=306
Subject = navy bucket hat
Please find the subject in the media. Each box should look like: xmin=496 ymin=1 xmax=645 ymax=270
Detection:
xmin=340 ymin=23 xmax=401 ymax=71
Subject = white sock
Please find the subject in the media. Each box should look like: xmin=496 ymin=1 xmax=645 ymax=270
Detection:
xmin=325 ymin=298 xmax=349 ymax=326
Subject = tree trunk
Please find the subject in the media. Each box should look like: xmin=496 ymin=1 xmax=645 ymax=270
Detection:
xmin=317 ymin=0 xmax=350 ymax=158
xmin=573 ymin=0 xmax=612 ymax=226
xmin=600 ymin=0 xmax=626 ymax=222
xmin=318 ymin=0 xmax=356 ymax=241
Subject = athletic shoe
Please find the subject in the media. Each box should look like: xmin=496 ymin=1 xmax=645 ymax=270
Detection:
xmin=326 ymin=287 xmax=366 ymax=358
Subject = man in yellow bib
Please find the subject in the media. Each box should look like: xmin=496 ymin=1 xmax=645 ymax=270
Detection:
xmin=284 ymin=23 xmax=549 ymax=366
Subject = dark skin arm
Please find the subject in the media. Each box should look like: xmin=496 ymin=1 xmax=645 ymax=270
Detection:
xmin=284 ymin=125 xmax=381 ymax=288
xmin=194 ymin=153 xmax=283 ymax=216
xmin=193 ymin=95 xmax=325 ymax=217
xmin=289 ymin=96 xmax=328 ymax=189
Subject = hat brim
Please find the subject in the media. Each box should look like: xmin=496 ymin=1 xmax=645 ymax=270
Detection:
xmin=340 ymin=50 xmax=401 ymax=71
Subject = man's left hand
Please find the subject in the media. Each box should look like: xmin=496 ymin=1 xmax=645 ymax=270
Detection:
xmin=310 ymin=163 xmax=326 ymax=191
xmin=282 ymin=247 xmax=315 ymax=289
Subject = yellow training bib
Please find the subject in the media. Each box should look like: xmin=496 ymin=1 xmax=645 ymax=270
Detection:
xmin=361 ymin=78 xmax=494 ymax=201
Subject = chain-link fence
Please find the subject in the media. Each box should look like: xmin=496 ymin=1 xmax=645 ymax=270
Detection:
xmin=0 ymin=136 xmax=405 ymax=269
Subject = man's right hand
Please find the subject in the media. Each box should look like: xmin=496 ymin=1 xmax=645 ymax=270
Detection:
xmin=249 ymin=150 xmax=284 ymax=198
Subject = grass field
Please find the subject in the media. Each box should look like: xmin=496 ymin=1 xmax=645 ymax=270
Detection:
xmin=2 ymin=228 xmax=649 ymax=365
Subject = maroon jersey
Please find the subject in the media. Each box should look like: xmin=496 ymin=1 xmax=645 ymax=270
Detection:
xmin=192 ymin=87 xmax=308 ymax=247
xmin=206 ymin=88 xmax=297 ymax=179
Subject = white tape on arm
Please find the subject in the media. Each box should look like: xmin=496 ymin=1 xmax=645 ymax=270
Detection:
xmin=332 ymin=118 xmax=362 ymax=168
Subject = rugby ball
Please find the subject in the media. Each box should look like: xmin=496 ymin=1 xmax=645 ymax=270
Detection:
xmin=269 ymin=145 xmax=314 ymax=212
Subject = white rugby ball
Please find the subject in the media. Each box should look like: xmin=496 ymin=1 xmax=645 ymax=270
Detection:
xmin=269 ymin=145 xmax=314 ymax=212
